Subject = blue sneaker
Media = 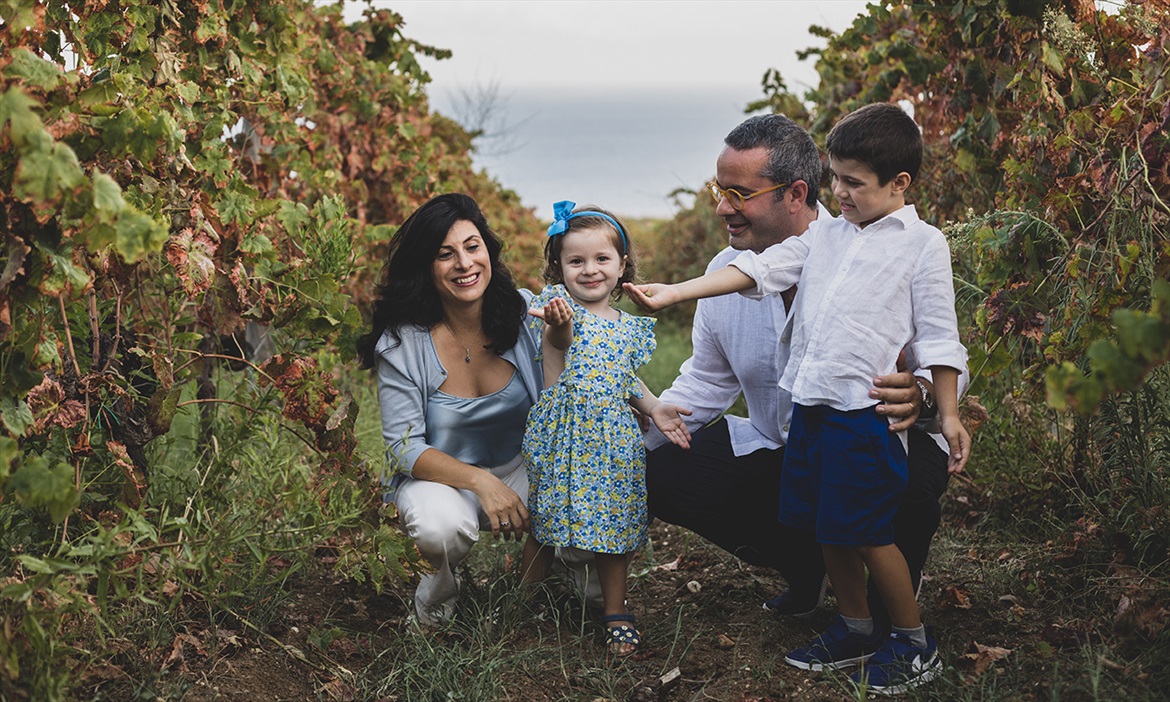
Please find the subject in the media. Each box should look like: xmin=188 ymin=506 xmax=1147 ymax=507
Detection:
xmin=851 ymin=630 xmax=942 ymax=696
xmin=783 ymin=616 xmax=884 ymax=671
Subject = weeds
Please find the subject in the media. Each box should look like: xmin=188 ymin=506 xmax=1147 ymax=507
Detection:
xmin=0 ymin=365 xmax=390 ymax=701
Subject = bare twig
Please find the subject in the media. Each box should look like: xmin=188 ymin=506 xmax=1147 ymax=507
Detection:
xmin=174 ymin=351 xmax=274 ymax=382
xmin=102 ymin=282 xmax=124 ymax=374
xmin=59 ymin=295 xmax=82 ymax=379
xmin=87 ymin=287 xmax=101 ymax=366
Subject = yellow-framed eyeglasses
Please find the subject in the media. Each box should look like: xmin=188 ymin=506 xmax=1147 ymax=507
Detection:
xmin=705 ymin=180 xmax=789 ymax=211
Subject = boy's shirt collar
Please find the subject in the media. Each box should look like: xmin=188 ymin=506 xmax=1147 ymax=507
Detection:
xmin=847 ymin=203 xmax=919 ymax=231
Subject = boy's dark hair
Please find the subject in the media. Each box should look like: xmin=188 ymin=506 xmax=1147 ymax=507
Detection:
xmin=542 ymin=205 xmax=636 ymax=301
xmin=826 ymin=103 xmax=922 ymax=184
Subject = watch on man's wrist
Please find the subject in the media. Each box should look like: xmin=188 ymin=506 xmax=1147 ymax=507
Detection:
xmin=915 ymin=378 xmax=937 ymax=419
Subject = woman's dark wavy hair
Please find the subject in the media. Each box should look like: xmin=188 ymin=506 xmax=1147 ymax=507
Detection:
xmin=356 ymin=193 xmax=525 ymax=369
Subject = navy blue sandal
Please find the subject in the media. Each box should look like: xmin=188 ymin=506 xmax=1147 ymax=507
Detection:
xmin=599 ymin=613 xmax=640 ymax=656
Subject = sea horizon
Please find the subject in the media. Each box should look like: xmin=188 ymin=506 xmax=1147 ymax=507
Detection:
xmin=431 ymin=86 xmax=769 ymax=222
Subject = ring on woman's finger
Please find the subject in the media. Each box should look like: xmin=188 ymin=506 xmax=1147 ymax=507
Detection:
xmin=500 ymin=520 xmax=510 ymax=527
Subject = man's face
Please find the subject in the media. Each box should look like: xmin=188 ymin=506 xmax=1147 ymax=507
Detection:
xmin=713 ymin=146 xmax=802 ymax=253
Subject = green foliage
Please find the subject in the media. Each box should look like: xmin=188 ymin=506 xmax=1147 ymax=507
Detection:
xmin=747 ymin=0 xmax=1170 ymax=674
xmin=0 ymin=1 xmax=538 ymax=697
xmin=634 ymin=192 xmax=729 ymax=326
xmin=758 ymin=1 xmax=1170 ymax=414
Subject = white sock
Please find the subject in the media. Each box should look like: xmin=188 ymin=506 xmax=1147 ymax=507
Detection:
xmin=842 ymin=615 xmax=874 ymax=637
xmin=892 ymin=624 xmax=928 ymax=649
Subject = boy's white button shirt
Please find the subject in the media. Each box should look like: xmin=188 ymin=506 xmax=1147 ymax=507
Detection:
xmin=731 ymin=204 xmax=967 ymax=411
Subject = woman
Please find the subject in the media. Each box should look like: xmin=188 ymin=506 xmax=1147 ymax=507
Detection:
xmin=356 ymin=193 xmax=555 ymax=626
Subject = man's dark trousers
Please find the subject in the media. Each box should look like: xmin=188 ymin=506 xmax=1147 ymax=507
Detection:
xmin=646 ymin=418 xmax=949 ymax=626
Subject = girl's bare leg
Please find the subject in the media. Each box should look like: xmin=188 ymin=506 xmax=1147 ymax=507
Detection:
xmin=595 ymin=552 xmax=636 ymax=655
xmin=520 ymin=534 xmax=554 ymax=584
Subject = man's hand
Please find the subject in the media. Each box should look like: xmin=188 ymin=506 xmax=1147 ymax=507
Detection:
xmin=871 ymin=370 xmax=921 ymax=431
xmin=647 ymin=401 xmax=693 ymax=449
xmin=623 ymin=282 xmax=680 ymax=313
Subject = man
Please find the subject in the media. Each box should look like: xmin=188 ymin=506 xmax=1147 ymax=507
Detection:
xmin=644 ymin=114 xmax=960 ymax=625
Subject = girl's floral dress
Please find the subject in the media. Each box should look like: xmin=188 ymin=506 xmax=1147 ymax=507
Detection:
xmin=522 ymin=285 xmax=656 ymax=554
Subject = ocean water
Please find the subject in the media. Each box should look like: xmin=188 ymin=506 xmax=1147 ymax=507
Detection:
xmin=434 ymin=87 xmax=764 ymax=221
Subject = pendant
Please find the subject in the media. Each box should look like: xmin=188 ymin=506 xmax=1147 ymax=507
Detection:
xmin=464 ymin=352 xmax=471 ymax=364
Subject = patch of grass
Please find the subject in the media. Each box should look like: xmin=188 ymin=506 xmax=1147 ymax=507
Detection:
xmin=638 ymin=315 xmax=693 ymax=396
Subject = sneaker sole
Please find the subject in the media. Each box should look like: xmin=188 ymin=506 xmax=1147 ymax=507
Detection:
xmin=864 ymin=655 xmax=943 ymax=695
xmin=784 ymin=652 xmax=874 ymax=672
xmin=761 ymin=575 xmax=828 ymax=619
xmin=762 ymin=600 xmax=818 ymax=618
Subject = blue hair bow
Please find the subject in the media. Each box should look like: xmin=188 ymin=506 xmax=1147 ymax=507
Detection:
xmin=546 ymin=200 xmax=626 ymax=247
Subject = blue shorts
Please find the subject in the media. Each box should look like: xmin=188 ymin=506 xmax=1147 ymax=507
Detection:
xmin=778 ymin=403 xmax=908 ymax=546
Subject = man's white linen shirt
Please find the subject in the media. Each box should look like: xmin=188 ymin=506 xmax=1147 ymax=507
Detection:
xmin=730 ymin=204 xmax=967 ymax=411
xmin=643 ymin=204 xmax=836 ymax=455
xmin=644 ymin=246 xmax=797 ymax=455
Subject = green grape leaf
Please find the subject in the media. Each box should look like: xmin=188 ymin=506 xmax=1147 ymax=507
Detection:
xmin=277 ymin=199 xmax=310 ymax=236
xmin=101 ymin=109 xmax=160 ymax=162
xmin=13 ymin=138 xmax=86 ymax=208
xmin=0 ymin=397 xmax=34 ymax=437
xmin=0 ymin=436 xmax=19 ymax=483
xmin=39 ymin=249 xmax=92 ymax=296
xmin=92 ymin=172 xmax=127 ymax=215
xmin=7 ymin=455 xmax=78 ymax=522
xmin=240 ymin=233 xmax=275 ymax=255
xmin=115 ymin=210 xmax=169 ymax=263
xmin=0 ymin=85 xmax=43 ymax=147
xmin=216 ymin=190 xmax=252 ymax=225
xmin=2 ymin=47 xmax=67 ymax=91
xmin=78 ymin=79 xmax=118 ymax=110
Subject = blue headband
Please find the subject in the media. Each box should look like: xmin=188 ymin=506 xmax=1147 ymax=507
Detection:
xmin=546 ymin=200 xmax=626 ymax=248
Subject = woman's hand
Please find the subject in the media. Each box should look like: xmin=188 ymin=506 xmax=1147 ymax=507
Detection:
xmin=647 ymin=402 xmax=693 ymax=450
xmin=471 ymin=470 xmax=530 ymax=540
xmin=623 ymin=282 xmax=679 ymax=313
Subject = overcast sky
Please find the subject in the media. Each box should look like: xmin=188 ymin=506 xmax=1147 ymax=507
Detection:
xmin=340 ymin=1 xmax=873 ymax=218
xmin=347 ymin=1 xmax=870 ymax=97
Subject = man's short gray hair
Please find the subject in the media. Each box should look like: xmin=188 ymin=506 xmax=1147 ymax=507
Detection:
xmin=724 ymin=114 xmax=822 ymax=208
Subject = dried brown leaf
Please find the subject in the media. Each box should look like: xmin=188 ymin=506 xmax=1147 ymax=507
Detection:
xmin=942 ymin=583 xmax=973 ymax=609
xmin=959 ymin=641 xmax=1012 ymax=676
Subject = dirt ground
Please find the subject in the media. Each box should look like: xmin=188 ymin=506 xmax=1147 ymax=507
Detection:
xmin=143 ymin=497 xmax=1112 ymax=702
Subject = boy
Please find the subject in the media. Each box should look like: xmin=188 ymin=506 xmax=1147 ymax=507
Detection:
xmin=625 ymin=103 xmax=969 ymax=694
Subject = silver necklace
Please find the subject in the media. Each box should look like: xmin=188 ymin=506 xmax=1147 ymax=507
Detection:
xmin=441 ymin=321 xmax=475 ymax=363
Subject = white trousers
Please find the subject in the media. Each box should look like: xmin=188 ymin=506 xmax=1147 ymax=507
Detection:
xmin=393 ymin=454 xmax=601 ymax=626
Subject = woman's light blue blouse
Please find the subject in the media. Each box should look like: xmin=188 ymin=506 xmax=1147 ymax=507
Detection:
xmin=425 ymin=371 xmax=530 ymax=468
xmin=374 ymin=289 xmax=544 ymax=478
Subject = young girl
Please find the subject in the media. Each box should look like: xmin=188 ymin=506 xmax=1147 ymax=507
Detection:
xmin=521 ymin=200 xmax=692 ymax=656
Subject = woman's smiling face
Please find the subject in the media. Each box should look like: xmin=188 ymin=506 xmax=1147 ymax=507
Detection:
xmin=432 ymin=219 xmax=492 ymax=307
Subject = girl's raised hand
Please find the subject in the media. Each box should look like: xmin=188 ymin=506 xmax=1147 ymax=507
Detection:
xmin=623 ymin=282 xmax=679 ymax=313
xmin=648 ymin=402 xmax=693 ymax=450
xmin=528 ymin=296 xmax=574 ymax=327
